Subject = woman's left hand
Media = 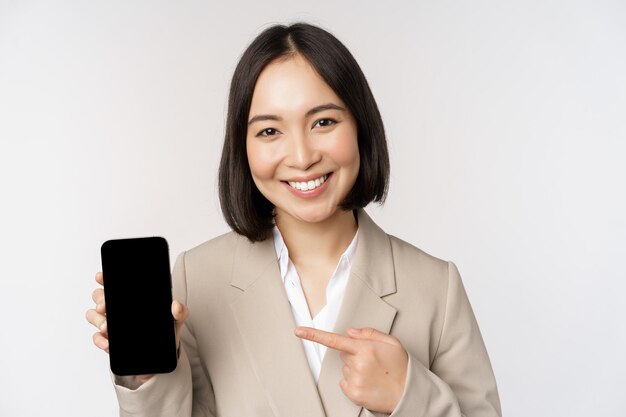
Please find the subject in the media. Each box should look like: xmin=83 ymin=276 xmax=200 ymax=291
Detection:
xmin=295 ymin=326 xmax=408 ymax=414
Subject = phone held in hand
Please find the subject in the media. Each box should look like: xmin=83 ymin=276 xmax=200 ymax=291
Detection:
xmin=100 ymin=237 xmax=177 ymax=376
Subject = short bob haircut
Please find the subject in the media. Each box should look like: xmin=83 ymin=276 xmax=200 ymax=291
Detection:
xmin=219 ymin=22 xmax=389 ymax=242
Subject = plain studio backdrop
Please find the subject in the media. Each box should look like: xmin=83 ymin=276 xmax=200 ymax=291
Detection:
xmin=1 ymin=0 xmax=625 ymax=416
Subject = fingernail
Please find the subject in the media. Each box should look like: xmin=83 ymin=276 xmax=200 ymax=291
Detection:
xmin=100 ymin=321 xmax=107 ymax=331
xmin=348 ymin=327 xmax=360 ymax=334
xmin=295 ymin=328 xmax=305 ymax=337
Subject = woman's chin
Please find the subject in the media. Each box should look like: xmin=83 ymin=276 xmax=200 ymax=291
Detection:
xmin=277 ymin=205 xmax=341 ymax=225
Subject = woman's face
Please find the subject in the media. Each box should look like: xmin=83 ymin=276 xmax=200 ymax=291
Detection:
xmin=246 ymin=54 xmax=360 ymax=225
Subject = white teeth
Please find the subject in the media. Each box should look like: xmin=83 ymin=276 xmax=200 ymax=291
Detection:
xmin=288 ymin=174 xmax=328 ymax=191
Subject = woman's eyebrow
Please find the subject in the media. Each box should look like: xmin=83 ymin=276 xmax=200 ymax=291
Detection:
xmin=305 ymin=103 xmax=345 ymax=117
xmin=248 ymin=103 xmax=345 ymax=126
xmin=248 ymin=114 xmax=281 ymax=126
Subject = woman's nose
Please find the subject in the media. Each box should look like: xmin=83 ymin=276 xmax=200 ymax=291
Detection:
xmin=285 ymin=134 xmax=321 ymax=171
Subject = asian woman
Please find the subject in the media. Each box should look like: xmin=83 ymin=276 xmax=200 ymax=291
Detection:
xmin=86 ymin=22 xmax=501 ymax=417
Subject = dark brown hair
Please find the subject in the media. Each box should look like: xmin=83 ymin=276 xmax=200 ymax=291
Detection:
xmin=219 ymin=23 xmax=389 ymax=242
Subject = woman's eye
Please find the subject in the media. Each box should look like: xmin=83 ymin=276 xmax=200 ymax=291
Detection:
xmin=257 ymin=128 xmax=279 ymax=137
xmin=313 ymin=118 xmax=337 ymax=128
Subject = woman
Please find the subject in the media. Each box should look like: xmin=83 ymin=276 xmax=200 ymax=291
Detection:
xmin=87 ymin=22 xmax=501 ymax=417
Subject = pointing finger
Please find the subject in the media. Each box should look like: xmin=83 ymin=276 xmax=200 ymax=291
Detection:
xmin=347 ymin=327 xmax=402 ymax=347
xmin=295 ymin=327 xmax=358 ymax=354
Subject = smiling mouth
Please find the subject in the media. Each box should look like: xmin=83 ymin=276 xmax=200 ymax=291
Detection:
xmin=286 ymin=174 xmax=330 ymax=191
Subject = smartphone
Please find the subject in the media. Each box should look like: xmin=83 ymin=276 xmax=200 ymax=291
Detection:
xmin=100 ymin=236 xmax=177 ymax=376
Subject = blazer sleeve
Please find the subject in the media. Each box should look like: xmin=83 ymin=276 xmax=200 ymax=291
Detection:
xmin=386 ymin=261 xmax=502 ymax=417
xmin=112 ymin=252 xmax=217 ymax=417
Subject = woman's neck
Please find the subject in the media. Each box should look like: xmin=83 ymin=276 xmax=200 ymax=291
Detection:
xmin=275 ymin=209 xmax=358 ymax=266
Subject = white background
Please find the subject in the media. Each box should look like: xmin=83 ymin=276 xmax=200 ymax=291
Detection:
xmin=1 ymin=0 xmax=625 ymax=416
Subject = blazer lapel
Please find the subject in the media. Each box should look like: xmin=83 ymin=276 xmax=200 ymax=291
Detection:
xmin=229 ymin=236 xmax=326 ymax=417
xmin=317 ymin=210 xmax=398 ymax=417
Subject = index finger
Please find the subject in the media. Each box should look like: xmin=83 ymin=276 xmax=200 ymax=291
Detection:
xmin=95 ymin=272 xmax=103 ymax=286
xmin=295 ymin=327 xmax=358 ymax=354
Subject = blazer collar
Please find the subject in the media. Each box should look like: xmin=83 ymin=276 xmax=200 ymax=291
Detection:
xmin=229 ymin=209 xmax=398 ymax=417
xmin=350 ymin=209 xmax=397 ymax=297
xmin=229 ymin=209 xmax=396 ymax=295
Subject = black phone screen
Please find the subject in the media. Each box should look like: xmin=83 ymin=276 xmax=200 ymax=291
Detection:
xmin=100 ymin=237 xmax=177 ymax=376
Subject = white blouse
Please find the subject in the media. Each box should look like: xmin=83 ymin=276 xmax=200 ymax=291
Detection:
xmin=272 ymin=226 xmax=359 ymax=383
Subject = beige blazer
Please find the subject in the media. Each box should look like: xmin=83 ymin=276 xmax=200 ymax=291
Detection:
xmin=113 ymin=210 xmax=501 ymax=417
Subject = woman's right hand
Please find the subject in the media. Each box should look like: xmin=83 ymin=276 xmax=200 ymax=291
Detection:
xmin=85 ymin=272 xmax=189 ymax=382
